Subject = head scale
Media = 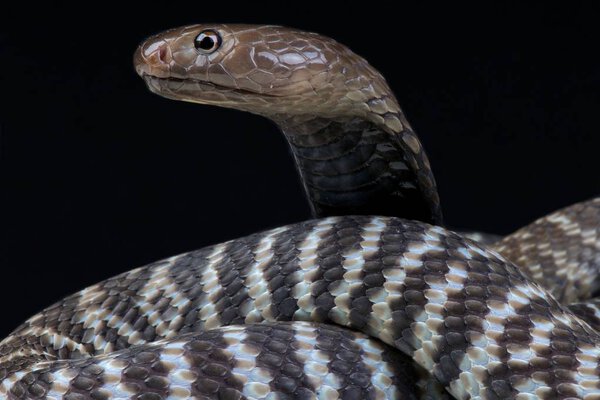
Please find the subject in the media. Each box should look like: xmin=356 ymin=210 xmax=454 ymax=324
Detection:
xmin=134 ymin=24 xmax=394 ymax=119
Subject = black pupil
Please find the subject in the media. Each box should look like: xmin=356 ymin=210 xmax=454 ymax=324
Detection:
xmin=198 ymin=35 xmax=215 ymax=50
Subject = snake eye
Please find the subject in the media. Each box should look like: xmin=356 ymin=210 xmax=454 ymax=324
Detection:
xmin=194 ymin=30 xmax=221 ymax=54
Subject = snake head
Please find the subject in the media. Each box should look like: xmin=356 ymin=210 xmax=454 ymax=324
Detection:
xmin=134 ymin=24 xmax=394 ymax=118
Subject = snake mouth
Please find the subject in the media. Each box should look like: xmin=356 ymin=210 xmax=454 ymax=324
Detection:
xmin=141 ymin=74 xmax=280 ymax=101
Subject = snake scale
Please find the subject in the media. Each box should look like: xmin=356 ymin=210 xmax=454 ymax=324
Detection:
xmin=2 ymin=24 xmax=600 ymax=400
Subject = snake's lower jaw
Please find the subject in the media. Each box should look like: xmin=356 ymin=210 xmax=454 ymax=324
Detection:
xmin=139 ymin=76 xmax=173 ymax=100
xmin=141 ymin=75 xmax=221 ymax=105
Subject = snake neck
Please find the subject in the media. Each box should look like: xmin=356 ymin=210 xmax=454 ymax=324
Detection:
xmin=274 ymin=112 xmax=443 ymax=225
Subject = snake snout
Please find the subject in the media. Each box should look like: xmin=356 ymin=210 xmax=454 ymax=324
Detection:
xmin=133 ymin=39 xmax=172 ymax=79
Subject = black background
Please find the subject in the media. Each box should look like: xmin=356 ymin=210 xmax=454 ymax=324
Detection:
xmin=1 ymin=3 xmax=599 ymax=337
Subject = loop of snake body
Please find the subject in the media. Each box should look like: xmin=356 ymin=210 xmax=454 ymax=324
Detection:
xmin=2 ymin=24 xmax=600 ymax=400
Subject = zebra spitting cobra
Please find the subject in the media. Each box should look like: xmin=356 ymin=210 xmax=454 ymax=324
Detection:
xmin=1 ymin=24 xmax=600 ymax=400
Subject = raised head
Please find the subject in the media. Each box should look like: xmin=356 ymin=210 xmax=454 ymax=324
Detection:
xmin=134 ymin=24 xmax=400 ymax=121
xmin=134 ymin=24 xmax=442 ymax=225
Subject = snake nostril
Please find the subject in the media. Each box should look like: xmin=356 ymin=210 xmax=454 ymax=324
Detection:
xmin=134 ymin=41 xmax=171 ymax=78
xmin=158 ymin=45 xmax=169 ymax=63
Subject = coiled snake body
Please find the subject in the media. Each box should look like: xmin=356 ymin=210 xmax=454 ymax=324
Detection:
xmin=2 ymin=24 xmax=600 ymax=400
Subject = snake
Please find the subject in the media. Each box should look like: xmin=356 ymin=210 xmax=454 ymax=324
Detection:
xmin=2 ymin=24 xmax=600 ymax=400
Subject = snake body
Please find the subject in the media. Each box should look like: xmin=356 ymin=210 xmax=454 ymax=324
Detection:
xmin=2 ymin=24 xmax=600 ymax=399
xmin=134 ymin=24 xmax=441 ymax=225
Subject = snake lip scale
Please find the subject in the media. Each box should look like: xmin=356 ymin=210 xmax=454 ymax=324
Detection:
xmin=140 ymin=74 xmax=282 ymax=99
xmin=1 ymin=23 xmax=600 ymax=400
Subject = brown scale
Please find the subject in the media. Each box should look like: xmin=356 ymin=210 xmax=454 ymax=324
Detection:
xmin=379 ymin=221 xmax=431 ymax=353
xmin=311 ymin=322 xmax=420 ymax=400
xmin=493 ymin=198 xmax=600 ymax=303
xmin=166 ymin=247 xmax=217 ymax=335
xmin=204 ymin=239 xmax=251 ymax=327
xmin=220 ymin=242 xmax=262 ymax=325
xmin=135 ymin=24 xmax=443 ymax=226
xmin=240 ymin=324 xmax=315 ymax=398
xmin=259 ymin=220 xmax=319 ymax=321
xmin=310 ymin=217 xmax=365 ymax=324
xmin=569 ymin=301 xmax=600 ymax=331
xmin=3 ymin=23 xmax=600 ymax=400
xmin=113 ymin=348 xmax=171 ymax=398
xmin=345 ymin=220 xmax=400 ymax=331
xmin=182 ymin=330 xmax=245 ymax=399
xmin=4 ymin=323 xmax=420 ymax=399
xmin=422 ymin=233 xmax=474 ymax=389
xmin=3 ymin=216 xmax=600 ymax=399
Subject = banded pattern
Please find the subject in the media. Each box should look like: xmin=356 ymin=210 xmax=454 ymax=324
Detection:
xmin=3 ymin=216 xmax=600 ymax=399
xmin=569 ymin=300 xmax=600 ymax=332
xmin=492 ymin=198 xmax=600 ymax=303
xmin=5 ymin=23 xmax=600 ymax=400
xmin=1 ymin=322 xmax=419 ymax=399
